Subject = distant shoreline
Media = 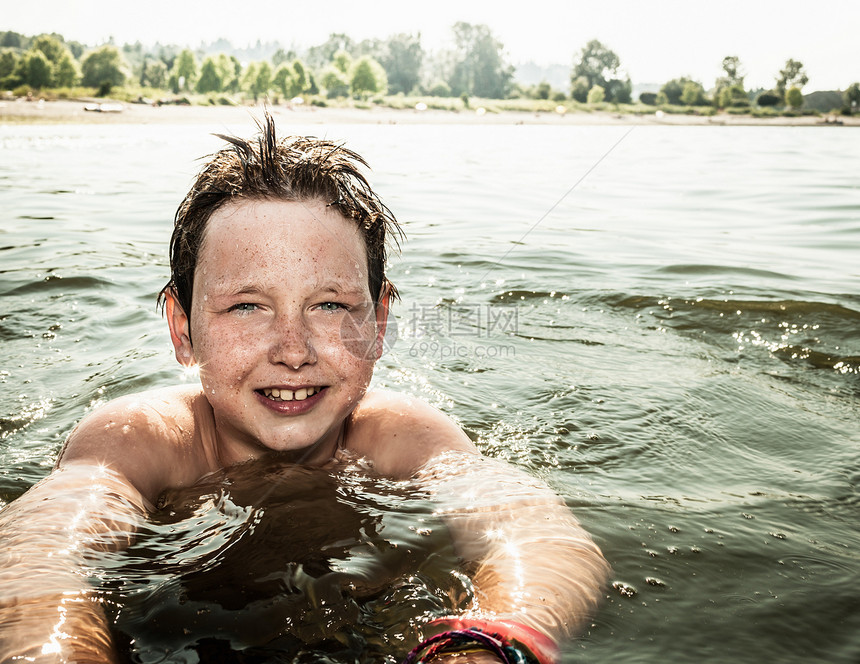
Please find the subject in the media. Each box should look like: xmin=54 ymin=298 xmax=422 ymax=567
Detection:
xmin=1 ymin=98 xmax=858 ymax=127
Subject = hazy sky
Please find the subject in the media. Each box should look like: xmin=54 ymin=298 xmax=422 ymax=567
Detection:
xmin=5 ymin=0 xmax=858 ymax=91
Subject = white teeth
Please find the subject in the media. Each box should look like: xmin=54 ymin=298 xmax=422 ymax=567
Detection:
xmin=262 ymin=386 xmax=319 ymax=402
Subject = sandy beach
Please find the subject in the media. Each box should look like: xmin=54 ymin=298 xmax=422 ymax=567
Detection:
xmin=1 ymin=97 xmax=857 ymax=127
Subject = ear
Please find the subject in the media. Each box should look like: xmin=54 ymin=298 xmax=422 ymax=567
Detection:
xmin=373 ymin=286 xmax=391 ymax=360
xmin=165 ymin=289 xmax=196 ymax=367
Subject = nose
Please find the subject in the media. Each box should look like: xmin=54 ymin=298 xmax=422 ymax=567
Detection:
xmin=267 ymin=312 xmax=317 ymax=369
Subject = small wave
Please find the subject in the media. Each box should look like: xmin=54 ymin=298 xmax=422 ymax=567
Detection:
xmin=491 ymin=289 xmax=569 ymax=303
xmin=772 ymin=346 xmax=860 ymax=374
xmin=655 ymin=264 xmax=798 ymax=282
xmin=605 ymin=294 xmax=860 ymax=378
xmin=511 ymin=332 xmax=603 ymax=346
xmin=2 ymin=273 xmax=114 ymax=297
xmin=610 ymin=295 xmax=860 ymax=320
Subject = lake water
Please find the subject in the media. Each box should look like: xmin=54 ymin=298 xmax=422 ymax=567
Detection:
xmin=1 ymin=119 xmax=858 ymax=663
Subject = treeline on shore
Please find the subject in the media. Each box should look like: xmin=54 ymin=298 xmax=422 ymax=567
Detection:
xmin=2 ymin=26 xmax=859 ymax=117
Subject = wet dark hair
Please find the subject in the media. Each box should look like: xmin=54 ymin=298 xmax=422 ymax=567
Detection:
xmin=158 ymin=114 xmax=402 ymax=321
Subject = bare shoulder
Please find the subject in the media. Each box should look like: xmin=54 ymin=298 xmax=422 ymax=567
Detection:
xmin=346 ymin=389 xmax=478 ymax=478
xmin=58 ymin=384 xmax=204 ymax=503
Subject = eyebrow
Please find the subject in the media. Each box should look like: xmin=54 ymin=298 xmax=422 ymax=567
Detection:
xmin=318 ymin=282 xmax=367 ymax=296
xmin=203 ymin=282 xmax=264 ymax=299
xmin=209 ymin=281 xmax=368 ymax=299
xmin=227 ymin=284 xmax=264 ymax=295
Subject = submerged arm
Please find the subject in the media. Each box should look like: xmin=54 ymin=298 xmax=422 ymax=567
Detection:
xmin=0 ymin=463 xmax=146 ymax=663
xmin=414 ymin=451 xmax=609 ymax=660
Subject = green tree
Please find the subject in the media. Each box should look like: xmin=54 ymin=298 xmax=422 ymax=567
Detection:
xmin=332 ymin=49 xmax=352 ymax=74
xmin=446 ymin=22 xmax=513 ymax=98
xmin=306 ymin=71 xmax=319 ymax=95
xmin=718 ymin=84 xmax=749 ymax=108
xmin=195 ymin=56 xmax=223 ymax=93
xmin=587 ymin=85 xmax=605 ymax=104
xmin=306 ymin=33 xmax=354 ymax=69
xmin=30 ymin=35 xmax=66 ymax=66
xmin=349 ymin=55 xmax=387 ymax=98
xmin=379 ymin=33 xmax=422 ymax=95
xmin=714 ymin=55 xmax=745 ymax=107
xmin=844 ymin=82 xmax=860 ymax=113
xmin=80 ymin=45 xmax=127 ymax=89
xmin=0 ymin=49 xmax=20 ymax=86
xmin=121 ymin=41 xmax=145 ymax=79
xmin=320 ymin=66 xmax=349 ymax=98
xmin=755 ymin=90 xmax=781 ymax=107
xmin=1 ymin=31 xmax=25 ymax=49
xmin=606 ymin=77 xmax=632 ymax=104
xmin=273 ymin=64 xmax=296 ymax=98
xmin=141 ymin=59 xmax=167 ymax=89
xmin=426 ymin=79 xmax=451 ymax=97
xmin=66 ymin=41 xmax=85 ymax=60
xmin=242 ymin=61 xmax=271 ymax=100
xmin=719 ymin=56 xmax=744 ymax=86
xmin=53 ymin=52 xmax=80 ymax=87
xmin=659 ymin=77 xmax=691 ymax=105
xmin=570 ymin=75 xmax=589 ymax=103
xmin=173 ymin=49 xmax=198 ymax=91
xmin=218 ymin=54 xmax=242 ymax=93
xmin=571 ymin=40 xmax=627 ymax=102
xmin=240 ymin=62 xmax=258 ymax=97
xmin=776 ymin=59 xmax=808 ymax=99
xmin=291 ymin=60 xmax=309 ymax=93
xmin=274 ymin=59 xmax=310 ymax=98
xmin=22 ymin=35 xmax=77 ymax=87
xmin=157 ymin=46 xmax=179 ymax=72
xmin=534 ymin=81 xmax=551 ymax=100
xmin=272 ymin=48 xmax=292 ymax=67
xmin=255 ymin=61 xmax=272 ymax=97
xmin=785 ymin=86 xmax=803 ymax=110
xmin=681 ymin=80 xmax=708 ymax=106
xmin=21 ymin=50 xmax=52 ymax=88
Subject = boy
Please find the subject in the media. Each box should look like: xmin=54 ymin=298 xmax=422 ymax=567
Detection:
xmin=0 ymin=116 xmax=608 ymax=664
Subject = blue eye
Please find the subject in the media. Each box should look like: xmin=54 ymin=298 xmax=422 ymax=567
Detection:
xmin=230 ymin=303 xmax=258 ymax=312
xmin=319 ymin=302 xmax=343 ymax=311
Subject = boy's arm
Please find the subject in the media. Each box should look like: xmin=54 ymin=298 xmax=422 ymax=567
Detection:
xmin=352 ymin=392 xmax=609 ymax=661
xmin=0 ymin=394 xmax=179 ymax=663
xmin=0 ymin=463 xmax=145 ymax=663
xmin=415 ymin=453 xmax=609 ymax=643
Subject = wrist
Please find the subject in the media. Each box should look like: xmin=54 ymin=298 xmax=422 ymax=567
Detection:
xmin=403 ymin=616 xmax=559 ymax=664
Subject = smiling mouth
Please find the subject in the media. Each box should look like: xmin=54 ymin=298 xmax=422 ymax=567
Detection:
xmin=259 ymin=386 xmax=322 ymax=402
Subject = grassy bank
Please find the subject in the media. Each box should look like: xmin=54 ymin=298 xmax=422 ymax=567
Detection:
xmin=3 ymin=84 xmax=848 ymax=121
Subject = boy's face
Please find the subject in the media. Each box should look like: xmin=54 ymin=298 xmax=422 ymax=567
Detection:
xmin=168 ymin=198 xmax=386 ymax=464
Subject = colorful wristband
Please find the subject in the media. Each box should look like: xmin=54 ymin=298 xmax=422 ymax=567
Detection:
xmin=403 ymin=617 xmax=559 ymax=664
xmin=402 ymin=627 xmax=522 ymax=663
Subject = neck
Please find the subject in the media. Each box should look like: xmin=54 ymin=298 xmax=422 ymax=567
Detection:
xmin=209 ymin=414 xmax=349 ymax=470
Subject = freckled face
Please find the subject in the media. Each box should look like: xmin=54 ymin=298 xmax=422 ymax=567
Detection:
xmin=187 ymin=199 xmax=382 ymax=465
